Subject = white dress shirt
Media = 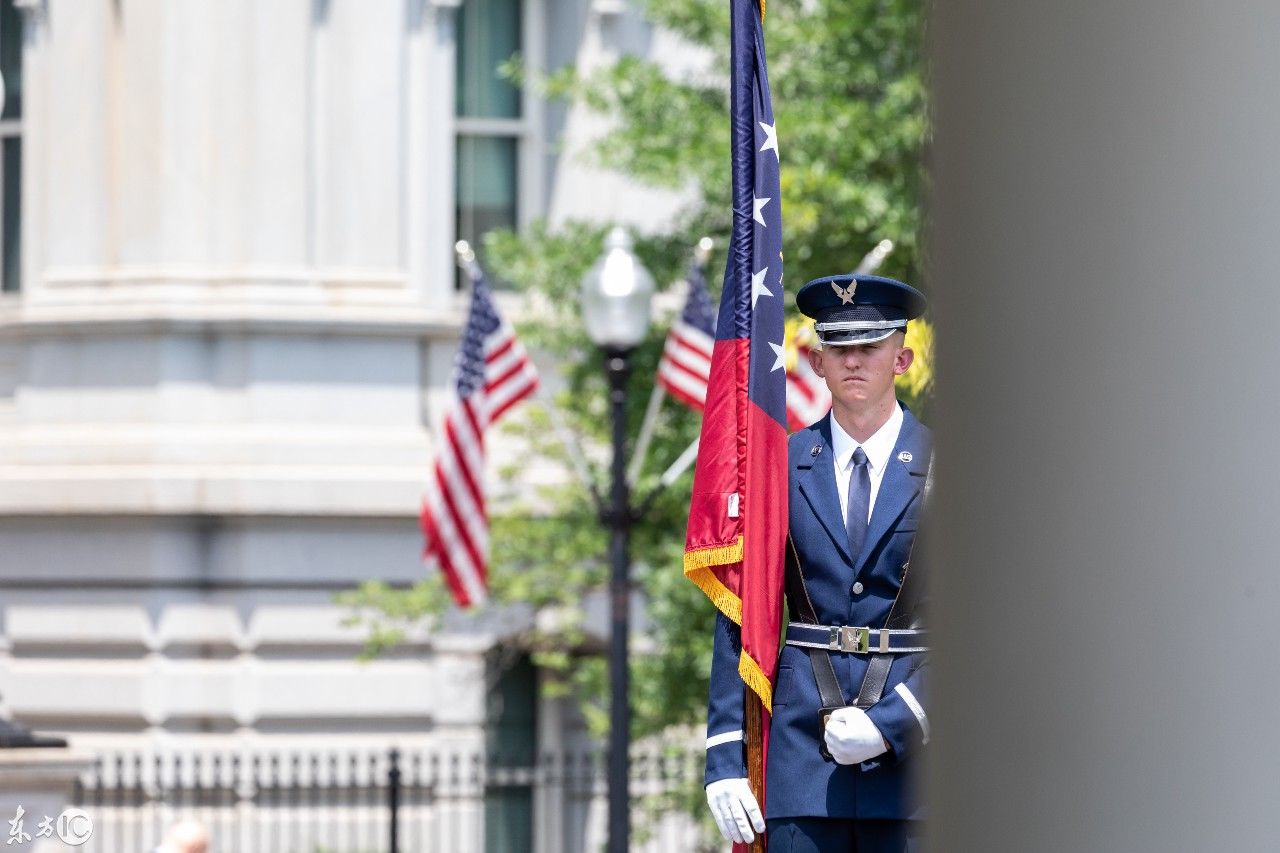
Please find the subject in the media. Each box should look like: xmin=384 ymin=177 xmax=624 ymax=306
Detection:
xmin=830 ymin=403 xmax=904 ymax=526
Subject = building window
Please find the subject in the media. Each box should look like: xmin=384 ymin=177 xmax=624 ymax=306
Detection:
xmin=0 ymin=0 xmax=20 ymax=294
xmin=455 ymin=0 xmax=524 ymax=288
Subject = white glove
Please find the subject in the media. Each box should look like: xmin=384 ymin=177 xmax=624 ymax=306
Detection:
xmin=823 ymin=706 xmax=890 ymax=765
xmin=706 ymin=777 xmax=766 ymax=844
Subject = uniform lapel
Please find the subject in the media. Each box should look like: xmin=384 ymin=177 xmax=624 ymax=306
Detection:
xmin=853 ymin=408 xmax=932 ymax=571
xmin=795 ymin=416 xmax=854 ymax=565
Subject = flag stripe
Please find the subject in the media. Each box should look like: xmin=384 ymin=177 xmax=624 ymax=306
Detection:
xmin=664 ymin=336 xmax=713 ymax=375
xmin=485 ymin=359 xmax=535 ymax=396
xmin=658 ymin=260 xmax=717 ymax=413
xmin=437 ymin=470 xmax=488 ymax=585
xmin=438 ymin=445 xmax=489 ymax=554
xmin=486 ymin=340 xmax=525 ymax=379
xmin=784 ymin=345 xmax=831 ymax=431
xmin=421 ymin=506 xmax=474 ymax=607
xmin=429 ymin=496 xmax=486 ymax=605
xmin=444 ymin=414 xmax=486 ymax=517
xmin=660 ymin=354 xmax=713 ymax=389
xmin=488 ymin=375 xmax=539 ymax=424
xmin=486 ymin=336 xmax=516 ymax=363
xmin=670 ymin=323 xmax=715 ymax=356
xmin=659 ymin=362 xmax=711 ymax=409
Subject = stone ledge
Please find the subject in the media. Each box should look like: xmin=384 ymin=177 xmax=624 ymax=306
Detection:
xmin=0 ymin=307 xmax=464 ymax=340
xmin=0 ymin=748 xmax=97 ymax=779
xmin=0 ymin=469 xmax=429 ymax=517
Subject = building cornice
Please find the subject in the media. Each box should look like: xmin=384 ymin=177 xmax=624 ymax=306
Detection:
xmin=0 ymin=308 xmax=464 ymax=341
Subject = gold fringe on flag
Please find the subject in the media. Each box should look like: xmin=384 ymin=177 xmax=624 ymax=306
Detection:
xmin=684 ymin=535 xmax=773 ymax=711
xmin=738 ymin=649 xmax=773 ymax=711
xmin=683 ymin=537 xmax=745 ymax=623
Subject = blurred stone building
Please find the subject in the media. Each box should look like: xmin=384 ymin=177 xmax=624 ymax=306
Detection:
xmin=0 ymin=1 xmax=693 ymax=849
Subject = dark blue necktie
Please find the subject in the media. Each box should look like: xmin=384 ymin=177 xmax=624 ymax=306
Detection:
xmin=846 ymin=447 xmax=870 ymax=558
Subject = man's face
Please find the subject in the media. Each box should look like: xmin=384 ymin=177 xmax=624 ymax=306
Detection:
xmin=808 ymin=332 xmax=914 ymax=411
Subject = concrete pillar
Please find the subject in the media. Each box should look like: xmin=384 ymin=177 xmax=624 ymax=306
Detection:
xmin=930 ymin=2 xmax=1280 ymax=850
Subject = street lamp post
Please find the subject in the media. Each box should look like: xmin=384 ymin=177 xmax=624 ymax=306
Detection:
xmin=580 ymin=227 xmax=654 ymax=853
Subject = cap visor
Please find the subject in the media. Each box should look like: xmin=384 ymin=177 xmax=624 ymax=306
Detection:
xmin=817 ymin=327 xmax=901 ymax=346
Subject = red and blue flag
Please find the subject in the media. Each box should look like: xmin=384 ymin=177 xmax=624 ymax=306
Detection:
xmin=684 ymin=0 xmax=787 ymax=716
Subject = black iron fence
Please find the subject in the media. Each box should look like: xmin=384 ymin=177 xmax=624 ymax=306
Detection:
xmin=69 ymin=746 xmax=716 ymax=853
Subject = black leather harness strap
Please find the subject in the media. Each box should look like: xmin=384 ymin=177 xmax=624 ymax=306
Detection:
xmin=784 ymin=535 xmax=845 ymax=709
xmin=855 ymin=455 xmax=936 ymax=706
xmin=852 ymin=559 xmax=912 ymax=709
xmin=784 ymin=535 xmax=846 ymax=759
xmin=854 ymin=462 xmax=930 ymax=709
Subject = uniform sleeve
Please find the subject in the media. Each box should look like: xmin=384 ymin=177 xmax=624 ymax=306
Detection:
xmin=865 ymin=655 xmax=929 ymax=763
xmin=704 ymin=610 xmax=748 ymax=785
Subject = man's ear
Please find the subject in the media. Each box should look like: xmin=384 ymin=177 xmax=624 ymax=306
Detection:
xmin=808 ymin=346 xmax=825 ymax=377
xmin=894 ymin=346 xmax=915 ymax=376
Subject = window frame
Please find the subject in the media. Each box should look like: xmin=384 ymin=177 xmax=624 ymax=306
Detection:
xmin=453 ymin=0 xmax=544 ymax=274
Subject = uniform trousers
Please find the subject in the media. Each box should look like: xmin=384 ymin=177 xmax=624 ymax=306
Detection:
xmin=766 ymin=817 xmax=922 ymax=853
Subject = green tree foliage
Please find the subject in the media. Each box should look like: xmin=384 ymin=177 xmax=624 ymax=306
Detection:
xmin=342 ymin=0 xmax=929 ymax=740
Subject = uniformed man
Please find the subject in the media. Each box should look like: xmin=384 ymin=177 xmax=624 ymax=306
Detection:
xmin=704 ymin=274 xmax=932 ymax=852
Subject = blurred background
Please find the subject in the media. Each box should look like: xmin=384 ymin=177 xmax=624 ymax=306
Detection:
xmin=0 ymin=0 xmax=927 ymax=850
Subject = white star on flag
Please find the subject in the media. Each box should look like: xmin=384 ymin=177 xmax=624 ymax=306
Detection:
xmin=753 ymin=196 xmax=772 ymax=226
xmin=758 ymin=121 xmax=779 ymax=160
xmin=768 ymin=341 xmax=786 ymax=372
xmin=751 ymin=267 xmax=772 ymax=308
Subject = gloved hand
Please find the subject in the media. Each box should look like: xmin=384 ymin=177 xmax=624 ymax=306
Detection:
xmin=823 ymin=706 xmax=890 ymax=765
xmin=706 ymin=777 xmax=766 ymax=844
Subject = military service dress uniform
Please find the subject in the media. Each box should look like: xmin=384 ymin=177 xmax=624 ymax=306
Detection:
xmin=705 ymin=275 xmax=932 ymax=852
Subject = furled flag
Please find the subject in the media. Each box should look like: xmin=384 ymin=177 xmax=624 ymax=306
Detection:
xmin=684 ymin=0 xmax=787 ymax=720
xmin=421 ymin=264 xmax=539 ymax=608
xmin=784 ymin=320 xmax=832 ymax=431
xmin=657 ymin=257 xmax=717 ymax=411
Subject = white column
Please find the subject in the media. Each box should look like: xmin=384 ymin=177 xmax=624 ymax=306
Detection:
xmin=421 ymin=0 xmax=459 ymax=310
xmin=930 ymin=2 xmax=1280 ymax=850
xmin=17 ymin=0 xmax=48 ymax=299
xmin=37 ymin=0 xmax=112 ymax=283
xmin=312 ymin=0 xmax=403 ymax=279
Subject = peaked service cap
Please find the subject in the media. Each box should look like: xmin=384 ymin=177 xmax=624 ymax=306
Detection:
xmin=796 ymin=274 xmax=927 ymax=346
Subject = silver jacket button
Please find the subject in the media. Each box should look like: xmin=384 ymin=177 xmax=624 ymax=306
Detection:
xmin=851 ymin=581 xmax=864 ymax=595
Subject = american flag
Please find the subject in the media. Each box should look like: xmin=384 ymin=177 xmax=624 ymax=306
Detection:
xmin=785 ymin=329 xmax=832 ymax=431
xmin=421 ymin=269 xmax=539 ymax=608
xmin=657 ymin=259 xmax=717 ymax=411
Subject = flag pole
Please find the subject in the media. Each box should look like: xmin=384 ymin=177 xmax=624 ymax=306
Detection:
xmin=454 ymin=239 xmax=482 ymax=283
xmin=626 ymin=236 xmax=714 ymax=486
xmin=626 ymin=384 xmax=666 ymax=486
xmin=852 ymin=238 xmax=894 ymax=275
xmin=745 ymin=694 xmax=767 ymax=853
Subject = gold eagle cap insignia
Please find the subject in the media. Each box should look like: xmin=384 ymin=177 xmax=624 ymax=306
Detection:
xmin=831 ymin=279 xmax=856 ymax=305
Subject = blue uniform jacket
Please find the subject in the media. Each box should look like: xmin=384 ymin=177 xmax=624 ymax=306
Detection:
xmin=704 ymin=408 xmax=932 ymax=820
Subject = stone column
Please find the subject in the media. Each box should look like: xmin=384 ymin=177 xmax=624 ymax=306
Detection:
xmin=931 ymin=1 xmax=1280 ymax=850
